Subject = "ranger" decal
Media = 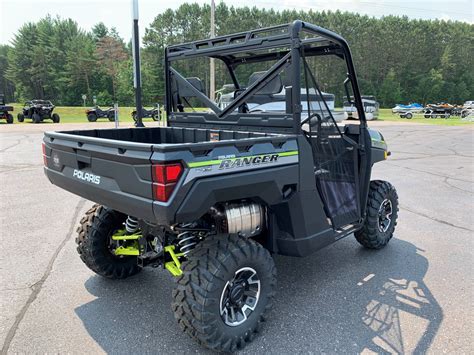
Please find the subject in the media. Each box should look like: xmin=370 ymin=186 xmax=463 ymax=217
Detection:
xmin=219 ymin=154 xmax=278 ymax=169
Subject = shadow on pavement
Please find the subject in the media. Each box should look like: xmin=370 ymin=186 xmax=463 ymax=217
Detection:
xmin=75 ymin=237 xmax=442 ymax=353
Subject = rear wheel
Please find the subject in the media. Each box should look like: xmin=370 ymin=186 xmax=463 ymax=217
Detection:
xmin=6 ymin=114 xmax=13 ymax=124
xmin=355 ymin=180 xmax=399 ymax=249
xmin=87 ymin=113 xmax=97 ymax=122
xmin=152 ymin=112 xmax=160 ymax=121
xmin=17 ymin=113 xmax=24 ymax=122
xmin=172 ymin=234 xmax=276 ymax=352
xmin=52 ymin=113 xmax=60 ymax=123
xmin=76 ymin=204 xmax=141 ymax=279
xmin=32 ymin=113 xmax=41 ymax=123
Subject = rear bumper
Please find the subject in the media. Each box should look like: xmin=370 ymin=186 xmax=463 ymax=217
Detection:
xmin=44 ymin=167 xmax=156 ymax=221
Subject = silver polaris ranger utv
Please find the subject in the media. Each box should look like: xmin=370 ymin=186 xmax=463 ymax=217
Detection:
xmin=43 ymin=20 xmax=398 ymax=352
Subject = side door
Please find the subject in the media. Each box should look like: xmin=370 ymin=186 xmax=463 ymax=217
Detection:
xmin=300 ymin=57 xmax=361 ymax=229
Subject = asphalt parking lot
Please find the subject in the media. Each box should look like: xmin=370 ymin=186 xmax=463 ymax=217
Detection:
xmin=1 ymin=121 xmax=472 ymax=354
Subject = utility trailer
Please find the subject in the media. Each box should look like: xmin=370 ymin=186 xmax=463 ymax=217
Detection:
xmin=423 ymin=103 xmax=455 ymax=118
xmin=43 ymin=21 xmax=398 ymax=352
xmin=392 ymin=103 xmax=424 ymax=119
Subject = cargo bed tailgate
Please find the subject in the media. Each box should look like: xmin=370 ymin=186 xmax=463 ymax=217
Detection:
xmin=43 ymin=132 xmax=155 ymax=220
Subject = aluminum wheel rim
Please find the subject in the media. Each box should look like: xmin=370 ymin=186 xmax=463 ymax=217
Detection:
xmin=219 ymin=267 xmax=261 ymax=327
xmin=378 ymin=199 xmax=393 ymax=233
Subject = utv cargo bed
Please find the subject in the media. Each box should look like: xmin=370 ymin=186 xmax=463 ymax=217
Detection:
xmin=43 ymin=126 xmax=297 ymax=223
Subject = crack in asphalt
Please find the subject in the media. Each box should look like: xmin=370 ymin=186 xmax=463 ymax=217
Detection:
xmin=400 ymin=205 xmax=473 ymax=232
xmin=443 ymin=177 xmax=474 ymax=194
xmin=1 ymin=199 xmax=86 ymax=354
xmin=0 ymin=165 xmax=44 ymax=174
xmin=0 ymin=135 xmax=29 ymax=153
xmin=389 ymin=162 xmax=472 ymax=183
xmin=390 ymin=151 xmax=473 ymax=162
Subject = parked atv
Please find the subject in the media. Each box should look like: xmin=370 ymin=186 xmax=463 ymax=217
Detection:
xmin=18 ymin=100 xmax=60 ymax=123
xmin=85 ymin=106 xmax=115 ymax=122
xmin=43 ymin=21 xmax=399 ymax=353
xmin=0 ymin=94 xmax=14 ymax=124
xmin=131 ymin=105 xmax=161 ymax=123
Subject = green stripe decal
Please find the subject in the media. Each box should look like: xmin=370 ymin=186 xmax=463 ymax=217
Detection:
xmin=187 ymin=150 xmax=299 ymax=168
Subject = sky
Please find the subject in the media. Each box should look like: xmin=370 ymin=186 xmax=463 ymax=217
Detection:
xmin=0 ymin=0 xmax=472 ymax=44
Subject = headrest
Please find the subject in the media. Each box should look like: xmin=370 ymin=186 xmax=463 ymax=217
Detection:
xmin=247 ymin=71 xmax=283 ymax=95
xmin=177 ymin=77 xmax=205 ymax=98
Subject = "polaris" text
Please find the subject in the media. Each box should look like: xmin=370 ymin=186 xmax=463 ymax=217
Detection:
xmin=73 ymin=169 xmax=101 ymax=185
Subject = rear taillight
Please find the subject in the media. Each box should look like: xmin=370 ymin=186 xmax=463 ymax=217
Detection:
xmin=42 ymin=143 xmax=48 ymax=166
xmin=152 ymin=163 xmax=183 ymax=202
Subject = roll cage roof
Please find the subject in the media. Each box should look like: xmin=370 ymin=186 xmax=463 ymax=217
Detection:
xmin=165 ymin=20 xmax=367 ymax=133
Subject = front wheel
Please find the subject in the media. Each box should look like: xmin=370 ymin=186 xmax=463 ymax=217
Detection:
xmin=172 ymin=235 xmax=276 ymax=352
xmin=17 ymin=113 xmax=24 ymax=122
xmin=87 ymin=113 xmax=97 ymax=122
xmin=32 ymin=113 xmax=41 ymax=123
xmin=405 ymin=112 xmax=413 ymax=119
xmin=76 ymin=204 xmax=142 ymax=279
xmin=7 ymin=114 xmax=13 ymax=124
xmin=355 ymin=180 xmax=399 ymax=249
xmin=52 ymin=113 xmax=60 ymax=123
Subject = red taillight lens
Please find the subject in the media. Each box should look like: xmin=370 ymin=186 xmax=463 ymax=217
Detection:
xmin=42 ymin=143 xmax=47 ymax=166
xmin=153 ymin=183 xmax=176 ymax=202
xmin=152 ymin=163 xmax=183 ymax=202
xmin=153 ymin=163 xmax=183 ymax=184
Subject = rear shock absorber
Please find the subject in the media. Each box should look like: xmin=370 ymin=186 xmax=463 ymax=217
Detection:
xmin=125 ymin=216 xmax=139 ymax=234
xmin=177 ymin=227 xmax=197 ymax=256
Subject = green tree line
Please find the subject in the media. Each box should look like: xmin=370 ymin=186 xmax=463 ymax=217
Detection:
xmin=1 ymin=5 xmax=473 ymax=107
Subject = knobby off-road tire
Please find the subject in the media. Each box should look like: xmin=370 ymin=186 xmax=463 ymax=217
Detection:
xmin=76 ymin=204 xmax=141 ymax=279
xmin=172 ymin=234 xmax=277 ymax=352
xmin=32 ymin=113 xmax=41 ymax=124
xmin=52 ymin=113 xmax=60 ymax=123
xmin=87 ymin=113 xmax=97 ymax=122
xmin=17 ymin=113 xmax=24 ymax=122
xmin=355 ymin=180 xmax=399 ymax=249
xmin=6 ymin=114 xmax=13 ymax=124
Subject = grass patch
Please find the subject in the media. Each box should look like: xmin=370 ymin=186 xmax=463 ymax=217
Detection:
xmin=378 ymin=109 xmax=473 ymax=126
xmin=9 ymin=104 xmax=137 ymax=124
xmin=5 ymin=105 xmax=472 ymax=126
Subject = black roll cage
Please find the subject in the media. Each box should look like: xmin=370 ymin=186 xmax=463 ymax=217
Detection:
xmin=164 ymin=20 xmax=367 ymax=133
